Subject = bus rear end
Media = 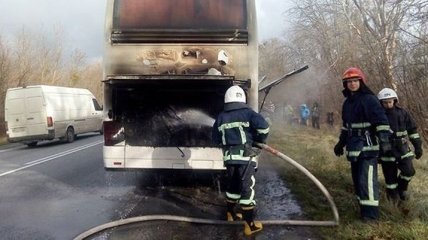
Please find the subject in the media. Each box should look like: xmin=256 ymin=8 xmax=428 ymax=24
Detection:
xmin=103 ymin=0 xmax=258 ymax=171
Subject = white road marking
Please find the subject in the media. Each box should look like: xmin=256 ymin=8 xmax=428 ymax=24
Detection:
xmin=0 ymin=141 xmax=103 ymax=177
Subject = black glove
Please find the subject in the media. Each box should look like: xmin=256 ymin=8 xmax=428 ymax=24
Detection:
xmin=334 ymin=142 xmax=344 ymax=156
xmin=245 ymin=143 xmax=261 ymax=157
xmin=411 ymin=139 xmax=423 ymax=160
xmin=250 ymin=147 xmax=262 ymax=156
xmin=415 ymin=148 xmax=423 ymax=159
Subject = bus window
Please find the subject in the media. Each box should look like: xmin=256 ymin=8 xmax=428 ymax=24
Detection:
xmin=113 ymin=0 xmax=247 ymax=30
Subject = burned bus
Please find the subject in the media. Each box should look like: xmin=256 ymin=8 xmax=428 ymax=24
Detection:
xmin=102 ymin=0 xmax=259 ymax=171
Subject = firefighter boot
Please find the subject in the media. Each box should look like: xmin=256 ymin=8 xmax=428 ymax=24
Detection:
xmin=360 ymin=205 xmax=379 ymax=222
xmin=226 ymin=201 xmax=242 ymax=221
xmin=386 ymin=189 xmax=399 ymax=204
xmin=242 ymin=208 xmax=263 ymax=236
xmin=397 ymin=183 xmax=409 ymax=201
xmin=398 ymin=190 xmax=408 ymax=201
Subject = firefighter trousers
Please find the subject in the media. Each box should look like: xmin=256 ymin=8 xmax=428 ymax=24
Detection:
xmin=381 ymin=157 xmax=415 ymax=192
xmin=351 ymin=157 xmax=379 ymax=219
xmin=225 ymin=163 xmax=257 ymax=208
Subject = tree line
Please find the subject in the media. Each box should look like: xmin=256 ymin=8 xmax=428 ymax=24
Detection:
xmin=259 ymin=0 xmax=428 ymax=142
xmin=0 ymin=27 xmax=102 ymax=137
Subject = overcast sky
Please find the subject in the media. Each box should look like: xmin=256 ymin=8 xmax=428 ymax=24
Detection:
xmin=0 ymin=0 xmax=291 ymax=60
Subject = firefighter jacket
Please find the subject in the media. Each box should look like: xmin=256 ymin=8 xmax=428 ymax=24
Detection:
xmin=338 ymin=90 xmax=391 ymax=161
xmin=380 ymin=106 xmax=422 ymax=162
xmin=212 ymin=102 xmax=269 ymax=165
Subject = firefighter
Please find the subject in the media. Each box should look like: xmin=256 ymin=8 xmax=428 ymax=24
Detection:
xmin=333 ymin=67 xmax=391 ymax=221
xmin=212 ymin=85 xmax=269 ymax=236
xmin=377 ymin=88 xmax=423 ymax=201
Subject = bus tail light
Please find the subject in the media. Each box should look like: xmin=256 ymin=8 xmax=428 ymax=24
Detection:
xmin=47 ymin=117 xmax=53 ymax=127
xmin=103 ymin=121 xmax=124 ymax=146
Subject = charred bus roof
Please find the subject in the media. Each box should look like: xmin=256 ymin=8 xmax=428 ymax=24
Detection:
xmin=111 ymin=0 xmax=248 ymax=44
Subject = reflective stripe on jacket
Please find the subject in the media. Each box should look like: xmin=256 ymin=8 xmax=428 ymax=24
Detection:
xmin=379 ymin=106 xmax=421 ymax=161
xmin=339 ymin=92 xmax=390 ymax=161
xmin=212 ymin=103 xmax=269 ymax=165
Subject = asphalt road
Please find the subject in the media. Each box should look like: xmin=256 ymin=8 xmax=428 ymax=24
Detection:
xmin=0 ymin=134 xmax=317 ymax=240
xmin=0 ymin=134 xmax=140 ymax=240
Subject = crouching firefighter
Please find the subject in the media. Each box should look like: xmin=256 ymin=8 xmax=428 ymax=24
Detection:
xmin=212 ymin=85 xmax=270 ymax=236
xmin=377 ymin=88 xmax=423 ymax=201
xmin=334 ymin=67 xmax=392 ymax=221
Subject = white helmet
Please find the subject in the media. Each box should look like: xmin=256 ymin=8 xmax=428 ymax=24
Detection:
xmin=224 ymin=86 xmax=246 ymax=103
xmin=377 ymin=88 xmax=398 ymax=101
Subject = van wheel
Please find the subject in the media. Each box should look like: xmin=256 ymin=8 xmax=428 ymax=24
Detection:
xmin=65 ymin=127 xmax=75 ymax=143
xmin=26 ymin=141 xmax=38 ymax=147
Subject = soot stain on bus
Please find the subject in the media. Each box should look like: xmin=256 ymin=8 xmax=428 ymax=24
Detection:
xmin=136 ymin=48 xmax=235 ymax=76
xmin=108 ymin=81 xmax=227 ymax=147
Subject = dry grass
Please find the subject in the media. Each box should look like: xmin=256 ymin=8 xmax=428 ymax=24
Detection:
xmin=267 ymin=123 xmax=428 ymax=240
xmin=0 ymin=136 xmax=7 ymax=145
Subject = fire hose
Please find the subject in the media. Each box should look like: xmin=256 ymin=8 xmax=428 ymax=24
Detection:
xmin=74 ymin=143 xmax=339 ymax=240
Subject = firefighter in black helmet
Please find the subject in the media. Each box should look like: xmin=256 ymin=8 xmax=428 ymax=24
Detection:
xmin=212 ymin=85 xmax=269 ymax=236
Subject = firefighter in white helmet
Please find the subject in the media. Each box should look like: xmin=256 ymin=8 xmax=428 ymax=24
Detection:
xmin=377 ymin=88 xmax=423 ymax=201
xmin=212 ymin=85 xmax=269 ymax=236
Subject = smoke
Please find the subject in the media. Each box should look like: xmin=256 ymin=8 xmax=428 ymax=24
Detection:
xmin=259 ymin=66 xmax=339 ymax=124
xmin=261 ymin=68 xmax=318 ymax=108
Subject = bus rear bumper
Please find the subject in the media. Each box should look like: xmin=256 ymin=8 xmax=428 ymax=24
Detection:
xmin=103 ymin=146 xmax=224 ymax=170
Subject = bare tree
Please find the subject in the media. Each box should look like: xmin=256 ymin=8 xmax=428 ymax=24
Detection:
xmin=0 ymin=36 xmax=12 ymax=134
xmin=267 ymin=0 xmax=428 ymax=139
xmin=344 ymin=0 xmax=416 ymax=90
xmin=67 ymin=49 xmax=87 ymax=87
xmin=0 ymin=36 xmax=11 ymax=86
xmin=285 ymin=0 xmax=351 ymax=111
xmin=259 ymin=39 xmax=292 ymax=80
xmin=78 ymin=60 xmax=103 ymax=101
xmin=34 ymin=26 xmax=64 ymax=85
xmin=12 ymin=28 xmax=36 ymax=87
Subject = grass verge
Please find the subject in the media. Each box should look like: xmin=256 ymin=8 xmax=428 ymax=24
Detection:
xmin=266 ymin=124 xmax=428 ymax=240
xmin=0 ymin=136 xmax=6 ymax=145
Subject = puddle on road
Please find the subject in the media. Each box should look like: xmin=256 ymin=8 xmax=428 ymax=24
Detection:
xmin=89 ymin=160 xmax=316 ymax=240
xmin=257 ymin=168 xmax=302 ymax=220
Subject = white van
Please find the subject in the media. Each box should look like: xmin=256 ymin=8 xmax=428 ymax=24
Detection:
xmin=4 ymin=85 xmax=103 ymax=146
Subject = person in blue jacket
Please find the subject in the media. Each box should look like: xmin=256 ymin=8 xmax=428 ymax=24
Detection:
xmin=299 ymin=104 xmax=310 ymax=126
xmin=212 ymin=85 xmax=269 ymax=236
xmin=334 ymin=67 xmax=391 ymax=221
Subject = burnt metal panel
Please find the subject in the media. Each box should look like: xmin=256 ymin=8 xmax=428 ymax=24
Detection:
xmin=105 ymin=74 xmax=234 ymax=81
xmin=103 ymin=75 xmax=250 ymax=88
xmin=111 ymin=29 xmax=248 ymax=44
xmin=114 ymin=0 xmax=247 ymax=30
